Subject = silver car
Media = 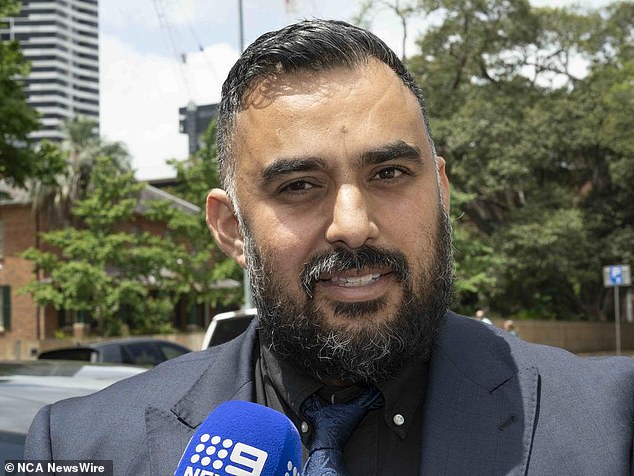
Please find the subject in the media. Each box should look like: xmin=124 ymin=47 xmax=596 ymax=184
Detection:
xmin=0 ymin=360 xmax=146 ymax=462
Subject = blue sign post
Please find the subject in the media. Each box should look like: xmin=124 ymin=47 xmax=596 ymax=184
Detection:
xmin=603 ymin=265 xmax=632 ymax=356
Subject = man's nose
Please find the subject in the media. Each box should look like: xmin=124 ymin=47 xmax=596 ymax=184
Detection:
xmin=325 ymin=184 xmax=379 ymax=249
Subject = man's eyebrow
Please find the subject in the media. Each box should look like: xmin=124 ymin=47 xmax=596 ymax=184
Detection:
xmin=261 ymin=157 xmax=327 ymax=186
xmin=359 ymin=141 xmax=423 ymax=167
xmin=260 ymin=141 xmax=422 ymax=186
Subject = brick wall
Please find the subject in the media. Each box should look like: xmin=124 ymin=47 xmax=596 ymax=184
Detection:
xmin=0 ymin=200 xmax=198 ymax=348
xmin=0 ymin=204 xmax=40 ymax=344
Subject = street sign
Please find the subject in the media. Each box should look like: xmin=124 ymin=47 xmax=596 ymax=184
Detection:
xmin=602 ymin=264 xmax=632 ymax=356
xmin=603 ymin=265 xmax=631 ymax=287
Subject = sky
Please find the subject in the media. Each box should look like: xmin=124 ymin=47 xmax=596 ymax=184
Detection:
xmin=98 ymin=0 xmax=613 ymax=180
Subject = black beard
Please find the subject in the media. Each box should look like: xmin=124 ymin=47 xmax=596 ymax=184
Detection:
xmin=243 ymin=207 xmax=454 ymax=385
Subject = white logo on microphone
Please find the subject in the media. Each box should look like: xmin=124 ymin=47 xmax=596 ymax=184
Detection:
xmin=185 ymin=433 xmax=298 ymax=476
xmin=284 ymin=460 xmax=299 ymax=476
xmin=189 ymin=433 xmax=268 ymax=476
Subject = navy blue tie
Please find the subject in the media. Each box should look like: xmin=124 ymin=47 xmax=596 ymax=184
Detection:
xmin=300 ymin=386 xmax=384 ymax=476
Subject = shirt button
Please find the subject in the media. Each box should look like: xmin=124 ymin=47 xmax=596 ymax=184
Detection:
xmin=301 ymin=421 xmax=310 ymax=433
xmin=393 ymin=414 xmax=405 ymax=426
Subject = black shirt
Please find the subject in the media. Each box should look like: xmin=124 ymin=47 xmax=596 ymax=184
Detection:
xmin=254 ymin=329 xmax=429 ymax=476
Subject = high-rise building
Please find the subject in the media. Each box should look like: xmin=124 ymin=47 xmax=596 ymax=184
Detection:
xmin=0 ymin=0 xmax=99 ymax=142
xmin=179 ymin=102 xmax=219 ymax=155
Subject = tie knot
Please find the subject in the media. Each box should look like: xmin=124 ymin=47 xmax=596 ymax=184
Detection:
xmin=301 ymin=386 xmax=384 ymax=452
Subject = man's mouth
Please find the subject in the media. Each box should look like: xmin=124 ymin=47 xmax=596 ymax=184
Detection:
xmin=319 ymin=271 xmax=392 ymax=287
xmin=300 ymin=246 xmax=409 ymax=299
xmin=311 ymin=269 xmax=394 ymax=304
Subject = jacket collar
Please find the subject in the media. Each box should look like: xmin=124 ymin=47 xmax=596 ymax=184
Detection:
xmin=143 ymin=319 xmax=260 ymax=476
xmin=420 ymin=312 xmax=539 ymax=475
xmin=170 ymin=318 xmax=259 ymax=427
xmin=142 ymin=313 xmax=540 ymax=475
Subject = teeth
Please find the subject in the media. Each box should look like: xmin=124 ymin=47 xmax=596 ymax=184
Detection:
xmin=330 ymin=274 xmax=381 ymax=287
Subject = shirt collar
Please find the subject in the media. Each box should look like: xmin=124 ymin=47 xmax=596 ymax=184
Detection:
xmin=258 ymin=329 xmax=429 ymax=439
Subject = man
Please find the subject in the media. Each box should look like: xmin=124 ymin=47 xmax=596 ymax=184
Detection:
xmin=26 ymin=20 xmax=634 ymax=475
xmin=476 ymin=309 xmax=493 ymax=325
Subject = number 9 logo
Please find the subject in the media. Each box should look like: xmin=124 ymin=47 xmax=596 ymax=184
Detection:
xmin=225 ymin=442 xmax=268 ymax=476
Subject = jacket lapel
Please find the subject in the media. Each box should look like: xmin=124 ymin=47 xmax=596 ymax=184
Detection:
xmin=142 ymin=321 xmax=260 ymax=476
xmin=139 ymin=313 xmax=540 ymax=475
xmin=420 ymin=313 xmax=539 ymax=475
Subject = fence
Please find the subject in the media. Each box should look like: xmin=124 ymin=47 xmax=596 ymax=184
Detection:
xmin=492 ymin=319 xmax=634 ymax=354
xmin=2 ymin=319 xmax=634 ymax=360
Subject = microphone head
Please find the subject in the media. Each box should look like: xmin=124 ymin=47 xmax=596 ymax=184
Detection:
xmin=174 ymin=400 xmax=302 ymax=476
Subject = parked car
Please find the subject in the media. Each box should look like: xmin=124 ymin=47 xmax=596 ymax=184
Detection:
xmin=0 ymin=360 xmax=146 ymax=463
xmin=201 ymin=309 xmax=256 ymax=350
xmin=38 ymin=338 xmax=191 ymax=366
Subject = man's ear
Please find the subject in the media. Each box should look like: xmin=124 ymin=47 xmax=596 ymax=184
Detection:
xmin=206 ymin=189 xmax=246 ymax=268
xmin=436 ymin=156 xmax=451 ymax=213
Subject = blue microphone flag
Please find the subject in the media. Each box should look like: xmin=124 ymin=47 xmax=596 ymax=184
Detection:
xmin=174 ymin=400 xmax=302 ymax=476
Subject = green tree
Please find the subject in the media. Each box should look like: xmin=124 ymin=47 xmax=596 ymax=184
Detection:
xmin=354 ymin=0 xmax=420 ymax=61
xmin=357 ymin=0 xmax=634 ymax=320
xmin=29 ymin=117 xmax=131 ymax=227
xmin=450 ymin=189 xmax=502 ymax=315
xmin=22 ymin=156 xmax=195 ymax=335
xmin=163 ymin=121 xmax=243 ymax=311
xmin=0 ymin=0 xmax=64 ymax=191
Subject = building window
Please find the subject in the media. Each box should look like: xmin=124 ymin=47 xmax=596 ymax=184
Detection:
xmin=0 ymin=286 xmax=10 ymax=331
xmin=58 ymin=308 xmax=67 ymax=328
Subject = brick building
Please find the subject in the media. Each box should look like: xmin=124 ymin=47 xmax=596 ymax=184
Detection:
xmin=0 ymin=183 xmax=227 ymax=355
xmin=0 ymin=187 xmax=39 ymax=342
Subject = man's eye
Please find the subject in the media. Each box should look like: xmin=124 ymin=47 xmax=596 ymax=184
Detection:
xmin=373 ymin=167 xmax=404 ymax=180
xmin=281 ymin=180 xmax=314 ymax=193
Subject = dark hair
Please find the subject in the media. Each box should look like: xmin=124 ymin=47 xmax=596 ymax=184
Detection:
xmin=217 ymin=19 xmax=434 ymax=193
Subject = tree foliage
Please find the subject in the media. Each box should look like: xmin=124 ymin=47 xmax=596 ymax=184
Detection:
xmin=24 ymin=167 xmax=171 ymax=336
xmin=21 ymin=121 xmax=243 ymax=336
xmin=358 ymin=0 xmax=633 ymax=320
xmin=163 ymin=121 xmax=243 ymax=309
xmin=22 ymin=157 xmax=175 ymax=335
xmin=0 ymin=0 xmax=64 ymax=190
xmin=354 ymin=0 xmax=421 ymax=60
xmin=29 ymin=117 xmax=131 ymax=227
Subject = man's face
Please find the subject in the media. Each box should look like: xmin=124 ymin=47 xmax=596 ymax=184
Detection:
xmin=212 ymin=59 xmax=452 ymax=383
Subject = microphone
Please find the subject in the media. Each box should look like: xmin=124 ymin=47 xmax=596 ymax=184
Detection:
xmin=174 ymin=400 xmax=302 ymax=476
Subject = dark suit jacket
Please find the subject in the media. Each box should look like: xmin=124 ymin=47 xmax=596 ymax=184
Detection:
xmin=25 ymin=312 xmax=634 ymax=475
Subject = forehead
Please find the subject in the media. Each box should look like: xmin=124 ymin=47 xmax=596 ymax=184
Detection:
xmin=232 ymin=59 xmax=429 ymax=175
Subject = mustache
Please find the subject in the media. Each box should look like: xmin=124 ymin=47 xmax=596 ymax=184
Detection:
xmin=300 ymin=246 xmax=410 ymax=298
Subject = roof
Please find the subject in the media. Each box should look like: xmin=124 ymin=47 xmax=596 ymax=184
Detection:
xmin=0 ymin=181 xmax=200 ymax=215
xmin=145 ymin=176 xmax=180 ymax=189
xmin=137 ymin=184 xmax=200 ymax=214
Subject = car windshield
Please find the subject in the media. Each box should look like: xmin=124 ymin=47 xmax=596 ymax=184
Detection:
xmin=31 ymin=348 xmax=97 ymax=362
